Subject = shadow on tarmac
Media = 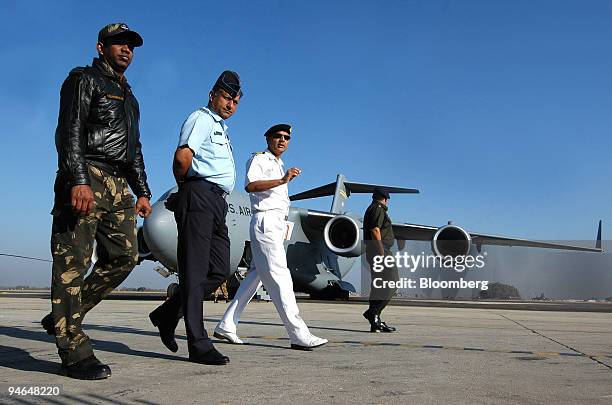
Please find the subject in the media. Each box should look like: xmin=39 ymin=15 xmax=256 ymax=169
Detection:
xmin=203 ymin=317 xmax=368 ymax=333
xmin=0 ymin=345 xmax=59 ymax=374
xmin=0 ymin=326 xmax=184 ymax=376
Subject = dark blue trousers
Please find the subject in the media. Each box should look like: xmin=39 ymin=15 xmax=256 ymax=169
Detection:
xmin=157 ymin=180 xmax=230 ymax=355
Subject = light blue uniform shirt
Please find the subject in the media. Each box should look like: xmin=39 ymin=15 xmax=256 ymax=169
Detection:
xmin=178 ymin=106 xmax=236 ymax=193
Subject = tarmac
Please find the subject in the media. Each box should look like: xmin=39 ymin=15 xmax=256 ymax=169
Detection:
xmin=0 ymin=297 xmax=611 ymax=404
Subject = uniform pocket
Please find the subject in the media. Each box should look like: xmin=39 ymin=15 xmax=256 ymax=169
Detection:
xmin=203 ymin=132 xmax=230 ymax=160
xmin=210 ymin=132 xmax=228 ymax=145
xmin=51 ymin=174 xmax=71 ymax=215
xmin=261 ymin=213 xmax=284 ymax=235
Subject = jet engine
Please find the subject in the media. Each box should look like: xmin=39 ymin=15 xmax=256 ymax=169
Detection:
xmin=323 ymin=214 xmax=364 ymax=257
xmin=431 ymin=224 xmax=472 ymax=257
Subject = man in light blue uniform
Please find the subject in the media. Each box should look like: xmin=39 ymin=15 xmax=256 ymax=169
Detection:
xmin=176 ymin=101 xmax=235 ymax=191
xmin=149 ymin=71 xmax=242 ymax=366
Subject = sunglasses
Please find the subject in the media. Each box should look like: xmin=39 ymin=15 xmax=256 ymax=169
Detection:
xmin=270 ymin=134 xmax=291 ymax=141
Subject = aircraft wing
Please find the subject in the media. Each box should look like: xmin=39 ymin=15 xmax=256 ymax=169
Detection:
xmin=300 ymin=210 xmax=602 ymax=253
xmin=292 ymin=173 xmax=602 ymax=254
xmin=392 ymin=222 xmax=603 ymax=253
xmin=299 ymin=210 xmax=337 ymax=231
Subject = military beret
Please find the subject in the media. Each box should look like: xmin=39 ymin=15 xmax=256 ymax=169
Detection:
xmin=264 ymin=124 xmax=292 ymax=137
xmin=213 ymin=70 xmax=243 ymax=98
xmin=98 ymin=23 xmax=143 ymax=47
xmin=373 ymin=186 xmax=390 ymax=200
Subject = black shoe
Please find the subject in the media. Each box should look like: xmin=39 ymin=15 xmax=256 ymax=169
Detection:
xmin=363 ymin=311 xmax=382 ymax=333
xmin=149 ymin=310 xmax=178 ymax=353
xmin=41 ymin=313 xmax=55 ymax=336
xmin=60 ymin=355 xmax=111 ymax=380
xmin=188 ymin=347 xmax=229 ymax=365
xmin=379 ymin=321 xmax=396 ymax=333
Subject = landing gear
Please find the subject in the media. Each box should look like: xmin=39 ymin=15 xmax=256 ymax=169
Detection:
xmin=167 ymin=283 xmax=179 ymax=298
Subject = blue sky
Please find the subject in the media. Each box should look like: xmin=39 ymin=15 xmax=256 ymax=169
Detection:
xmin=1 ymin=0 xmax=611 ymax=288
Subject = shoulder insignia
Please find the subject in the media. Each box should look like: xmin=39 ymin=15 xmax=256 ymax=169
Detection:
xmin=69 ymin=66 xmax=86 ymax=75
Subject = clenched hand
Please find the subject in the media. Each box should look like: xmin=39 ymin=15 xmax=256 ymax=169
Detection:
xmin=71 ymin=185 xmax=95 ymax=216
xmin=136 ymin=197 xmax=152 ymax=218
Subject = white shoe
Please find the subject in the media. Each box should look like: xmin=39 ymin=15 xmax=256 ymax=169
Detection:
xmin=213 ymin=327 xmax=246 ymax=344
xmin=291 ymin=335 xmax=328 ymax=351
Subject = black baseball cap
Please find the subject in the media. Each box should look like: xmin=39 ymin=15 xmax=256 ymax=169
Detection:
xmin=213 ymin=70 xmax=243 ymax=98
xmin=373 ymin=187 xmax=390 ymax=200
xmin=264 ymin=124 xmax=292 ymax=137
xmin=98 ymin=23 xmax=143 ymax=47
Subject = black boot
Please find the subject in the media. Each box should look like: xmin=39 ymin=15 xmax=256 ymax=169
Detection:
xmin=149 ymin=307 xmax=179 ymax=353
xmin=60 ymin=355 xmax=111 ymax=380
xmin=41 ymin=313 xmax=55 ymax=336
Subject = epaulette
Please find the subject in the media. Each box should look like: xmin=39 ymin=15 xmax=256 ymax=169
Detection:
xmin=251 ymin=151 xmax=265 ymax=155
xmin=67 ymin=66 xmax=88 ymax=77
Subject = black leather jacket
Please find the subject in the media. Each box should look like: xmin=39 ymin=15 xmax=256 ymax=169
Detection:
xmin=54 ymin=58 xmax=151 ymax=198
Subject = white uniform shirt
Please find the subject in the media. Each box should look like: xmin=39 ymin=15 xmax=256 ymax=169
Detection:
xmin=245 ymin=149 xmax=290 ymax=213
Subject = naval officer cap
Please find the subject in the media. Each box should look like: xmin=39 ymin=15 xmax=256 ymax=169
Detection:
xmin=98 ymin=23 xmax=143 ymax=47
xmin=264 ymin=124 xmax=292 ymax=137
xmin=213 ymin=70 xmax=243 ymax=98
xmin=373 ymin=186 xmax=390 ymax=200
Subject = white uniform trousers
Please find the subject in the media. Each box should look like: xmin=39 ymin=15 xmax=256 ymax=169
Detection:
xmin=218 ymin=210 xmax=312 ymax=344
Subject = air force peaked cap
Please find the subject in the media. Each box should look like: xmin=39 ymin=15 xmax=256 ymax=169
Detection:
xmin=213 ymin=70 xmax=243 ymax=98
xmin=264 ymin=124 xmax=292 ymax=137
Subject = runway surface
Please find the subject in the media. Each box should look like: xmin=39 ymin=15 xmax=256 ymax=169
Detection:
xmin=1 ymin=297 xmax=611 ymax=404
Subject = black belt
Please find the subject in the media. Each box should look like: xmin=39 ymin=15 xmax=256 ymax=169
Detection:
xmin=185 ymin=177 xmax=228 ymax=197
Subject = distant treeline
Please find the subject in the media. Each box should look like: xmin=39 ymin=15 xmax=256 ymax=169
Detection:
xmin=1 ymin=286 xmax=163 ymax=292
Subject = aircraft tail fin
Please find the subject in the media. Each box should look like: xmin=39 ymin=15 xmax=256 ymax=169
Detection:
xmin=596 ymin=220 xmax=602 ymax=250
xmin=290 ymin=174 xmax=419 ymax=214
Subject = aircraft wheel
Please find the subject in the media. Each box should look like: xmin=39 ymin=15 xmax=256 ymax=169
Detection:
xmin=167 ymin=283 xmax=179 ymax=298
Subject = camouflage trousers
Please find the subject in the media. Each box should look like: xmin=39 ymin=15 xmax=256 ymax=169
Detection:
xmin=50 ymin=165 xmax=138 ymax=365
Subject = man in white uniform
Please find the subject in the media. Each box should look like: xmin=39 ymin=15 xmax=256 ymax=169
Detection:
xmin=214 ymin=124 xmax=327 ymax=350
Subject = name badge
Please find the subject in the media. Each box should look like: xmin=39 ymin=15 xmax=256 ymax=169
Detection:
xmin=105 ymin=93 xmax=124 ymax=101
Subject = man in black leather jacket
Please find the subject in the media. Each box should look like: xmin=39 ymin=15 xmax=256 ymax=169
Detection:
xmin=43 ymin=23 xmax=152 ymax=380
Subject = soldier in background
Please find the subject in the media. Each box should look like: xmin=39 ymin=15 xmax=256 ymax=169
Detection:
xmin=42 ymin=23 xmax=152 ymax=380
xmin=362 ymin=187 xmax=398 ymax=333
xmin=213 ymin=280 xmax=230 ymax=303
